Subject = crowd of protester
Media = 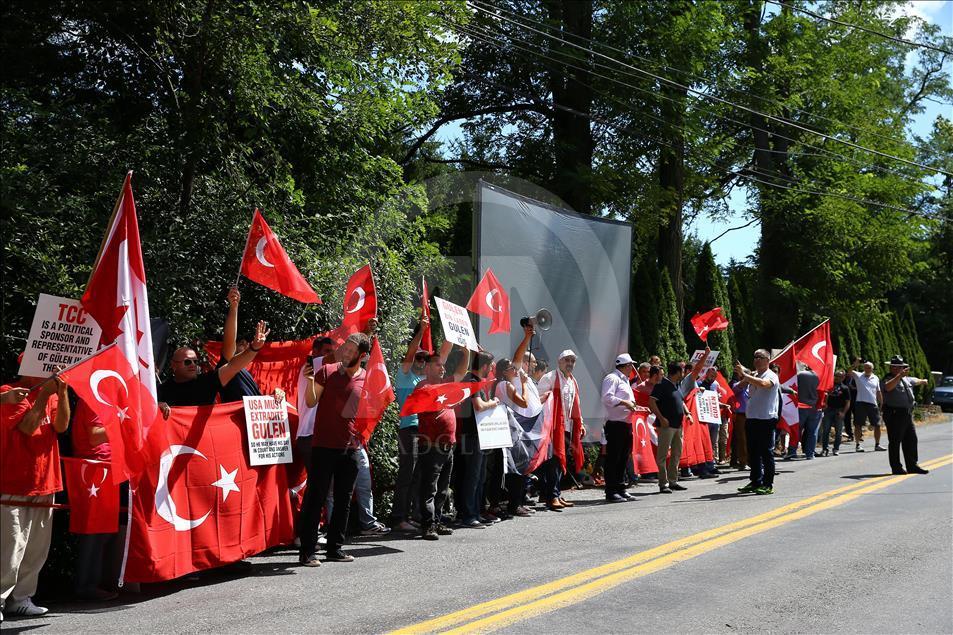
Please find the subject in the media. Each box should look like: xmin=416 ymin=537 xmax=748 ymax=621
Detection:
xmin=0 ymin=286 xmax=933 ymax=619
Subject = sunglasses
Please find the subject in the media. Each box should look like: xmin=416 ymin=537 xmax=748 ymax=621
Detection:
xmin=176 ymin=358 xmax=200 ymax=366
xmin=754 ymin=355 xmax=769 ymax=360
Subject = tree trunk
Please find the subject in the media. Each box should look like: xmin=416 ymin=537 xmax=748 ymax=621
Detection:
xmin=177 ymin=0 xmax=215 ymax=217
xmin=545 ymin=0 xmax=593 ymax=215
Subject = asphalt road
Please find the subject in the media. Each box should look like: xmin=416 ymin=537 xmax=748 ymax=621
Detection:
xmin=7 ymin=417 xmax=953 ymax=634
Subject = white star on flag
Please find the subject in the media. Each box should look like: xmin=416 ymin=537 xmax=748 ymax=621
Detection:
xmin=212 ymin=465 xmax=240 ymax=502
xmin=88 ymin=483 xmax=100 ymax=497
xmin=640 ymin=439 xmax=647 ymax=447
xmin=116 ymin=407 xmax=130 ymax=422
xmin=436 ymin=394 xmax=448 ymax=404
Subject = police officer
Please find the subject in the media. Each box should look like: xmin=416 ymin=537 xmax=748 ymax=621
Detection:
xmin=882 ymin=355 xmax=930 ymax=475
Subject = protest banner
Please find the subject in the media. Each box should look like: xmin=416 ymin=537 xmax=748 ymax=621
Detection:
xmin=243 ymin=396 xmax=293 ymax=466
xmin=696 ymin=390 xmax=722 ymax=424
xmin=19 ymin=294 xmax=103 ymax=377
xmin=690 ymin=349 xmax=720 ymax=376
xmin=434 ymin=296 xmax=480 ymax=351
xmin=475 ymin=404 xmax=513 ymax=449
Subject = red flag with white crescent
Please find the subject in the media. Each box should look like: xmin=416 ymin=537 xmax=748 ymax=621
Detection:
xmin=399 ymin=379 xmax=493 ymax=417
xmin=772 ymin=345 xmax=801 ymax=445
xmin=239 ymin=209 xmax=320 ymax=304
xmin=630 ymin=407 xmax=658 ymax=475
xmin=62 ymin=458 xmax=120 ymax=534
xmin=339 ymin=264 xmax=377 ymax=335
xmin=791 ymin=320 xmax=834 ymax=392
xmin=466 ymin=269 xmax=510 ymax=334
xmin=125 ymin=402 xmax=295 ymax=583
xmin=354 ymin=339 xmax=395 ymax=444
xmin=690 ymin=307 xmax=730 ymax=342
xmin=80 ymin=175 xmax=159 ymax=479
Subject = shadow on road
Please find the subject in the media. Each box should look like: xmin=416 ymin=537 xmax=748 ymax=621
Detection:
xmin=840 ymin=473 xmax=894 ymax=479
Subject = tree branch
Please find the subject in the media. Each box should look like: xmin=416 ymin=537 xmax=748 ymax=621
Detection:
xmin=401 ymin=103 xmax=554 ymax=165
xmin=710 ymin=217 xmax=760 ymax=243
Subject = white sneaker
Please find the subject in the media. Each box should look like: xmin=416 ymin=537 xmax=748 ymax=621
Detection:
xmin=8 ymin=598 xmax=48 ymax=617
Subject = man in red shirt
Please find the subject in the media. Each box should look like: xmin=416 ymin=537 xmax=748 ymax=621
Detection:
xmin=415 ymin=346 xmax=469 ymax=540
xmin=1 ymin=373 xmax=70 ymax=619
xmin=297 ymin=333 xmax=371 ymax=566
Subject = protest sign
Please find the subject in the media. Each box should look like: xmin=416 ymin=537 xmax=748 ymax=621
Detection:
xmin=243 ymin=396 xmax=293 ymax=466
xmin=475 ymin=404 xmax=512 ymax=449
xmin=434 ymin=296 xmax=480 ymax=351
xmin=19 ymin=294 xmax=103 ymax=378
xmin=690 ymin=349 xmax=720 ymax=376
xmin=696 ymin=390 xmax=722 ymax=424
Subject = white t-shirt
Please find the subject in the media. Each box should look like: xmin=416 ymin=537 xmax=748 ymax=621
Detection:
xmin=853 ymin=371 xmax=880 ymax=405
xmin=295 ymin=356 xmax=324 ymax=438
xmin=495 ymin=375 xmax=542 ymax=418
xmin=746 ymin=369 xmax=780 ymax=420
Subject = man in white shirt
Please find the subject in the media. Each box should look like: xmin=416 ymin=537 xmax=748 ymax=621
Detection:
xmin=295 ymin=337 xmax=336 ymax=473
xmin=538 ymin=350 xmax=586 ymax=508
xmin=733 ymin=349 xmax=780 ymax=495
xmin=601 ymin=354 xmax=638 ymax=503
xmin=850 ymin=360 xmax=884 ymax=453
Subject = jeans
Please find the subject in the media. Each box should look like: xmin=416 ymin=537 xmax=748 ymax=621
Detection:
xmin=655 ymin=426 xmax=683 ymax=487
xmin=390 ymin=426 xmax=419 ymax=523
xmin=798 ymin=408 xmax=822 ymax=458
xmin=455 ymin=434 xmax=487 ymax=522
xmin=326 ymin=447 xmax=377 ymax=530
xmin=604 ymin=420 xmax=633 ymax=496
xmin=535 ymin=457 xmax=562 ymax=502
xmin=701 ymin=422 xmax=720 ymax=473
xmin=883 ymin=406 xmax=919 ymax=471
xmin=746 ymin=418 xmax=776 ymax=487
xmin=820 ymin=409 xmax=845 ymax=452
xmin=417 ymin=441 xmax=454 ymax=528
xmin=299 ymin=447 xmax=359 ymax=557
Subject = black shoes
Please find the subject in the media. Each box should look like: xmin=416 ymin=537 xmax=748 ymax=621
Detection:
xmin=606 ymin=493 xmax=626 ymax=503
xmin=909 ymin=466 xmax=929 ymax=474
xmin=669 ymin=483 xmax=687 ymax=491
xmin=891 ymin=468 xmax=907 ymax=475
xmin=325 ymin=550 xmax=354 ymax=562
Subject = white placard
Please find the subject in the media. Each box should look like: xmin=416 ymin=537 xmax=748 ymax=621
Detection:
xmin=475 ymin=404 xmax=513 ymax=449
xmin=243 ymin=396 xmax=293 ymax=466
xmin=696 ymin=390 xmax=722 ymax=424
xmin=690 ymin=349 xmax=720 ymax=376
xmin=434 ymin=296 xmax=480 ymax=352
xmin=19 ymin=294 xmax=103 ymax=378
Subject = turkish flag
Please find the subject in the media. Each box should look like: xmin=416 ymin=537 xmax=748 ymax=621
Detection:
xmin=340 ymin=264 xmax=377 ymax=335
xmin=240 ymin=209 xmax=320 ymax=304
xmin=714 ymin=370 xmax=738 ymax=410
xmin=80 ymin=173 xmax=158 ymax=480
xmin=690 ymin=307 xmax=730 ymax=342
xmin=62 ymin=458 xmax=120 ymax=534
xmin=124 ymin=402 xmax=295 ymax=583
xmin=466 ymin=269 xmax=510 ymax=334
xmin=791 ymin=320 xmax=834 ymax=392
xmin=771 ymin=346 xmax=801 ymax=446
xmin=399 ymin=379 xmax=492 ymax=417
xmin=60 ymin=344 xmax=143 ymax=483
xmin=354 ymin=339 xmax=395 ymax=444
xmin=679 ymin=388 xmax=714 ymax=468
xmin=630 ymin=407 xmax=658 ymax=475
xmin=420 ymin=277 xmax=433 ymax=354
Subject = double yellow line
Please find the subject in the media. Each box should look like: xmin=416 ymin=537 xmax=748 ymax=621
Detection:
xmin=391 ymin=453 xmax=953 ymax=634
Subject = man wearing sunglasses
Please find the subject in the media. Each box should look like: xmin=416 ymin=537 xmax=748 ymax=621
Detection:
xmin=733 ymin=349 xmax=780 ymax=495
xmin=157 ymin=320 xmax=270 ymax=415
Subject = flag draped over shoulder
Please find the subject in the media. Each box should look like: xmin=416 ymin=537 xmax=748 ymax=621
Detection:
xmin=124 ymin=402 xmax=295 ymax=583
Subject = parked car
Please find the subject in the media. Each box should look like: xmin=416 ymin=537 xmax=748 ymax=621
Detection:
xmin=932 ymin=376 xmax=953 ymax=412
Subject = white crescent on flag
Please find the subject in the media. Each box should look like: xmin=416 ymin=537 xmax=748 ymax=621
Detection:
xmin=811 ymin=340 xmax=827 ymax=363
xmin=255 ymin=237 xmax=275 ymax=268
xmin=486 ymin=289 xmax=501 ymax=313
xmin=346 ymin=287 xmax=366 ymax=314
xmin=90 ymin=369 xmax=128 ymax=408
xmin=155 ymin=445 xmax=212 ymax=531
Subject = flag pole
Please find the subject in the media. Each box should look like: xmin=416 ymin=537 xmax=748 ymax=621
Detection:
xmin=26 ymin=342 xmax=119 ymax=395
xmin=117 ymin=485 xmax=133 ymax=589
xmin=86 ymin=171 xmax=132 ymax=289
xmin=235 ymin=208 xmax=256 ymax=289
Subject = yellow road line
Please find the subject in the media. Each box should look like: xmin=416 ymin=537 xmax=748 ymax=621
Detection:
xmin=391 ymin=454 xmax=953 ymax=635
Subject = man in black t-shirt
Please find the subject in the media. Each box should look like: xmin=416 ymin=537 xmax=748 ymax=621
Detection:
xmin=157 ymin=320 xmax=270 ymax=415
xmin=451 ymin=351 xmax=495 ymax=528
xmin=820 ymin=370 xmax=851 ymax=456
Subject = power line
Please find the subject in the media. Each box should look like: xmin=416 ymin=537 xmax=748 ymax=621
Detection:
xmin=465 ymin=1 xmax=951 ymax=177
xmin=450 ymin=18 xmax=936 ymax=189
xmin=439 ymin=22 xmax=936 ymax=219
xmin=767 ymin=0 xmax=953 ymax=55
xmin=469 ymin=0 xmax=926 ymax=150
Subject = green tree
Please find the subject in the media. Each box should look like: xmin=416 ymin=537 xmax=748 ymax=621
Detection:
xmin=656 ymin=267 xmax=687 ymax=364
xmin=689 ymin=242 xmax=735 ymax=367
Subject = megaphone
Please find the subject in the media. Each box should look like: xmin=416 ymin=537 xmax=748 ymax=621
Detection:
xmin=521 ymin=308 xmax=553 ymax=331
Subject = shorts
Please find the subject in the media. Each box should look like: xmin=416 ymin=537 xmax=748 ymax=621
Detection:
xmin=853 ymin=401 xmax=881 ymax=429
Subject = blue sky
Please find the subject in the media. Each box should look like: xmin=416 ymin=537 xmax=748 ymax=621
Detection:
xmin=435 ymin=1 xmax=951 ymax=265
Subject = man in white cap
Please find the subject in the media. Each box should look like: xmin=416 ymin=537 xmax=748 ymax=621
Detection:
xmin=538 ymin=350 xmax=586 ymax=508
xmin=600 ymin=354 xmax=638 ymax=503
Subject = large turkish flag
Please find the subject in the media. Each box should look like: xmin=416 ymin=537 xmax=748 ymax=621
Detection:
xmin=124 ymin=402 xmax=295 ymax=583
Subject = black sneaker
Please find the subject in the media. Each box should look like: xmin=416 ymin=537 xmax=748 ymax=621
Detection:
xmin=325 ymin=550 xmax=354 ymax=562
xmin=421 ymin=526 xmax=438 ymax=540
xmin=909 ymin=466 xmax=929 ymax=474
xmin=737 ymin=482 xmax=759 ymax=493
xmin=658 ymin=486 xmax=672 ymax=494
xmin=875 ymin=445 xmax=887 ymax=452
xmin=669 ymin=483 xmax=687 ymax=491
xmin=891 ymin=468 xmax=907 ymax=475
xmin=435 ymin=523 xmax=454 ymax=536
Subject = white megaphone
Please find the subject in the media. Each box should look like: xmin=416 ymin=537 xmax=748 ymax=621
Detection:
xmin=520 ymin=308 xmax=553 ymax=331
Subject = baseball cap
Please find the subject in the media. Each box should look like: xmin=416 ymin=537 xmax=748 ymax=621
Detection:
xmin=558 ymin=349 xmax=577 ymax=361
xmin=614 ymin=353 xmax=634 ymax=367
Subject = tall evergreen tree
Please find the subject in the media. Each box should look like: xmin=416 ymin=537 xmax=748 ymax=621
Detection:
xmin=657 ymin=267 xmax=687 ymax=364
xmin=689 ymin=242 xmax=735 ymax=368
